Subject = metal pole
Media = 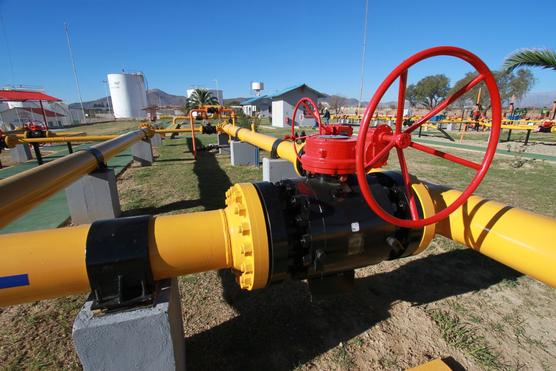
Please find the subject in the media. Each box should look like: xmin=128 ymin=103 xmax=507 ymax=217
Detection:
xmin=356 ymin=0 xmax=369 ymax=116
xmin=102 ymin=80 xmax=113 ymax=116
xmin=64 ymin=23 xmax=86 ymax=123
xmin=39 ymin=100 xmax=49 ymax=130
xmin=524 ymin=129 xmax=531 ymax=145
xmin=213 ymin=79 xmax=220 ymax=105
xmin=31 ymin=143 xmax=43 ymax=165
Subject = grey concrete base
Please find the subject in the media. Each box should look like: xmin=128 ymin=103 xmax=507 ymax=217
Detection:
xmin=230 ymin=140 xmax=259 ymax=166
xmin=65 ymin=168 xmax=121 ymax=225
xmin=262 ymin=157 xmax=301 ymax=182
xmin=10 ymin=144 xmax=32 ymax=163
xmin=151 ymin=133 xmax=162 ymax=147
xmin=73 ymin=278 xmax=185 ymax=371
xmin=217 ymin=133 xmax=230 ymax=155
xmin=132 ymin=139 xmax=154 ymax=166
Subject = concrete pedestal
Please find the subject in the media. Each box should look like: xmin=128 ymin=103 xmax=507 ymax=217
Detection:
xmin=132 ymin=139 xmax=154 ymax=166
xmin=73 ymin=279 xmax=185 ymax=371
xmin=217 ymin=133 xmax=230 ymax=155
xmin=151 ymin=133 xmax=162 ymax=147
xmin=10 ymin=144 xmax=32 ymax=163
xmin=262 ymin=157 xmax=301 ymax=182
xmin=65 ymin=168 xmax=121 ymax=225
xmin=230 ymin=140 xmax=259 ymax=166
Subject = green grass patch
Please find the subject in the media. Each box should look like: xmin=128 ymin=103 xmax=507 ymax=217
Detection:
xmin=427 ymin=309 xmax=503 ymax=370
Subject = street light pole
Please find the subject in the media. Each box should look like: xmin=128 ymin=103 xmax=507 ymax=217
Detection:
xmin=213 ymin=78 xmax=220 ymax=105
xmin=64 ymin=23 xmax=86 ymax=123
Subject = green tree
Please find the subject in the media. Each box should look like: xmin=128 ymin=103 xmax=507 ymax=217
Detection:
xmin=405 ymin=74 xmax=450 ymax=110
xmin=503 ymin=48 xmax=556 ymax=72
xmin=185 ymin=89 xmax=219 ymax=112
xmin=449 ymin=70 xmax=535 ymax=109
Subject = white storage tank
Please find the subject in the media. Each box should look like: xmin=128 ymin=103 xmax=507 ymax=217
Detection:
xmin=107 ymin=72 xmax=148 ymax=119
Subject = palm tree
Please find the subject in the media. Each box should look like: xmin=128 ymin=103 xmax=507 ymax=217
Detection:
xmin=185 ymin=89 xmax=219 ymax=111
xmin=503 ymin=48 xmax=556 ymax=72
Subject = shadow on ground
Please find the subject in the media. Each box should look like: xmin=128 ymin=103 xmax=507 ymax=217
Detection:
xmin=185 ymin=249 xmax=520 ymax=371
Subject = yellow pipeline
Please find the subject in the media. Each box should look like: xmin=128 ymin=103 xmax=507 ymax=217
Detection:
xmin=219 ymin=123 xmax=298 ymax=165
xmin=155 ymin=127 xmax=202 ymax=134
xmin=428 ymin=185 xmax=556 ymax=287
xmin=7 ymin=135 xmax=118 ymax=146
xmin=14 ymin=131 xmax=86 ymax=139
xmin=0 ymin=183 xmax=268 ymax=306
xmin=0 ymin=130 xmax=150 ymax=228
xmin=172 ymin=115 xmax=190 ymax=126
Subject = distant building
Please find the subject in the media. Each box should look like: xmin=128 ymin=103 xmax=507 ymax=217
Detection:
xmin=269 ymin=84 xmax=326 ymax=128
xmin=239 ymin=96 xmax=272 ymax=117
xmin=0 ymin=106 xmax=68 ymax=128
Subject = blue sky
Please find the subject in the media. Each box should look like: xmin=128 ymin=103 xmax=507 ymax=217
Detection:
xmin=0 ymin=0 xmax=554 ymax=103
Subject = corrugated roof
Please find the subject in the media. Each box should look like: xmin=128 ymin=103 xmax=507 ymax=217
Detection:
xmin=268 ymin=84 xmax=327 ymax=99
xmin=0 ymin=90 xmax=61 ymax=102
xmin=240 ymin=95 xmax=270 ymax=105
xmin=21 ymin=107 xmax=65 ymax=117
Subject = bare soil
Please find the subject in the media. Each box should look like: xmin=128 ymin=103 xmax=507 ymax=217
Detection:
xmin=1 ymin=130 xmax=555 ymax=370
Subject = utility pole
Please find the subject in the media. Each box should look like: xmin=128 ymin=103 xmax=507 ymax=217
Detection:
xmin=64 ymin=23 xmax=86 ymax=122
xmin=356 ymin=0 xmax=369 ymax=117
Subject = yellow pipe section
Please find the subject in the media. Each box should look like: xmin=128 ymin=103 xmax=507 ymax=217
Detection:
xmin=11 ymin=135 xmax=118 ymax=145
xmin=0 ymin=130 xmax=149 ymax=228
xmin=155 ymin=127 xmax=202 ymax=134
xmin=0 ymin=183 xmax=268 ymax=307
xmin=0 ymin=211 xmax=231 ymax=306
xmin=172 ymin=116 xmax=190 ymax=126
xmin=220 ymin=123 xmax=298 ymax=165
xmin=428 ymin=185 xmax=556 ymax=287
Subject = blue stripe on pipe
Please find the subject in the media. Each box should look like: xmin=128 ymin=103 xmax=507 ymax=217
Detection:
xmin=0 ymin=274 xmax=30 ymax=289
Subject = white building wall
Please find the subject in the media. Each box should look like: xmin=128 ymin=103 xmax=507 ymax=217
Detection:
xmin=271 ymin=89 xmax=318 ymax=128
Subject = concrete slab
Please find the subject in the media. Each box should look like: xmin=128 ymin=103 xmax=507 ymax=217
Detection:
xmin=65 ymin=167 xmax=121 ymax=225
xmin=230 ymin=140 xmax=259 ymax=166
xmin=10 ymin=144 xmax=32 ymax=163
xmin=217 ymin=133 xmax=230 ymax=155
xmin=132 ymin=139 xmax=154 ymax=166
xmin=73 ymin=278 xmax=185 ymax=371
xmin=262 ymin=157 xmax=301 ymax=182
xmin=151 ymin=133 xmax=162 ymax=147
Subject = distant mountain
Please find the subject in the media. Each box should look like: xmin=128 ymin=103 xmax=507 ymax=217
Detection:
xmin=70 ymin=89 xmax=186 ymax=109
xmin=321 ymin=96 xmax=360 ymax=106
xmin=516 ymin=91 xmax=556 ymax=108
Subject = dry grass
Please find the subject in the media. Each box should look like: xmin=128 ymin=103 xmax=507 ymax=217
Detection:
xmin=1 ymin=125 xmax=555 ymax=370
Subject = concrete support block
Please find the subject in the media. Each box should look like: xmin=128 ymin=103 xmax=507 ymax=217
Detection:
xmin=132 ymin=139 xmax=154 ymax=166
xmin=65 ymin=168 xmax=121 ymax=225
xmin=262 ymin=157 xmax=301 ymax=182
xmin=151 ymin=133 xmax=162 ymax=147
xmin=73 ymin=279 xmax=185 ymax=371
xmin=230 ymin=140 xmax=259 ymax=166
xmin=217 ymin=132 xmax=230 ymax=155
xmin=10 ymin=144 xmax=32 ymax=163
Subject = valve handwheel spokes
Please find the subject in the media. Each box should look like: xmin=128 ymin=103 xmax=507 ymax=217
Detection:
xmin=355 ymin=46 xmax=502 ymax=228
xmin=290 ymin=97 xmax=325 ymax=162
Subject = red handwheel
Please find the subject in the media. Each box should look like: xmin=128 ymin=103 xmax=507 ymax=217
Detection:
xmin=355 ymin=46 xmax=502 ymax=228
xmin=290 ymin=97 xmax=324 ymax=162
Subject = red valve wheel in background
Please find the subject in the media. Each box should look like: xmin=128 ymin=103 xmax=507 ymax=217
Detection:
xmin=290 ymin=97 xmax=324 ymax=162
xmin=355 ymin=46 xmax=501 ymax=228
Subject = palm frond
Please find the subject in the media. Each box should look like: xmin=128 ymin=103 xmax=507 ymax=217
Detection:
xmin=503 ymin=48 xmax=556 ymax=72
